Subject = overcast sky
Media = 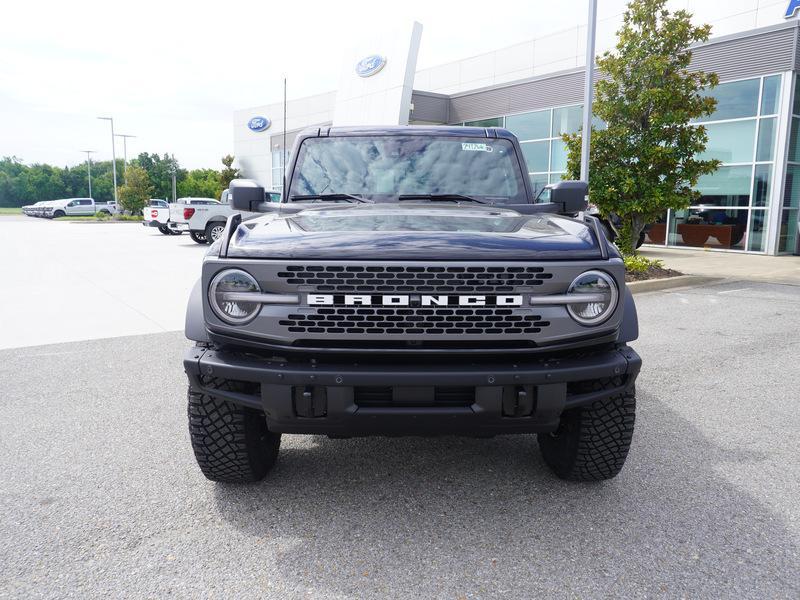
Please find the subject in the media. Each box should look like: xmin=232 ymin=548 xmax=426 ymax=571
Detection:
xmin=0 ymin=0 xmax=706 ymax=170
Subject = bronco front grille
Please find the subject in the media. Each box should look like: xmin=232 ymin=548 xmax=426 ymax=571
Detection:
xmin=277 ymin=265 xmax=553 ymax=294
xmin=278 ymin=307 xmax=550 ymax=336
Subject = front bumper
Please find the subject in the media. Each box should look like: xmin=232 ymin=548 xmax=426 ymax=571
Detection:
xmin=184 ymin=344 xmax=641 ymax=436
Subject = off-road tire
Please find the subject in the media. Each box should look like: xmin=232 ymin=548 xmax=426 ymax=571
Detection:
xmin=187 ymin=378 xmax=281 ymax=483
xmin=205 ymin=221 xmax=226 ymax=243
xmin=538 ymin=380 xmax=635 ymax=481
xmin=189 ymin=231 xmax=207 ymax=244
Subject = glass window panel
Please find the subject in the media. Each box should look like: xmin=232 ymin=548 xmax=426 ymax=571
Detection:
xmin=698 ymin=120 xmax=756 ymax=163
xmin=747 ymin=209 xmax=768 ymax=252
xmin=778 ymin=209 xmax=799 ymax=252
xmin=549 ymin=172 xmax=566 ymax=184
xmin=756 ymin=118 xmax=776 ymax=162
xmin=551 ymin=105 xmax=583 ymax=136
xmin=529 ymin=173 xmax=549 ymax=197
xmin=643 ymin=213 xmax=668 ymax=245
xmin=789 ymin=118 xmax=800 ymax=163
xmin=697 ymin=78 xmax=759 ymax=122
xmin=465 ymin=117 xmax=504 ymax=128
xmin=550 ymin=139 xmax=569 ymax=172
xmin=668 ymin=208 xmax=747 ymax=249
xmin=761 ymin=75 xmax=781 ymax=116
xmin=519 ymin=140 xmax=549 ymax=172
xmin=784 ymin=165 xmax=800 ymax=208
xmin=271 ymin=150 xmax=281 ymax=168
xmin=794 ymin=76 xmax=800 ymax=115
xmin=694 ymin=165 xmax=752 ymax=207
xmin=506 ymin=110 xmax=550 ymax=141
xmin=752 ymin=164 xmax=771 ymax=207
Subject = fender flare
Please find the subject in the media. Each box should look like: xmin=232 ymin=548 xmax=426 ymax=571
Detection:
xmin=185 ymin=279 xmax=210 ymax=342
xmin=618 ymin=287 xmax=639 ymax=343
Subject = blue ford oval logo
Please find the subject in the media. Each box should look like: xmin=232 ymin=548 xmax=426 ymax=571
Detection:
xmin=355 ymin=55 xmax=387 ymax=78
xmin=247 ymin=116 xmax=271 ymax=132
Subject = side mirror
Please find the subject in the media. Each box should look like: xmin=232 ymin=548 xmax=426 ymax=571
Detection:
xmin=547 ymin=180 xmax=589 ymax=215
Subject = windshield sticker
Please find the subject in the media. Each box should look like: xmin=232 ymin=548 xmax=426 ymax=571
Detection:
xmin=461 ymin=142 xmax=493 ymax=152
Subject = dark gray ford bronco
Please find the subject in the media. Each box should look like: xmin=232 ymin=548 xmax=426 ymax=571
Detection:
xmin=183 ymin=126 xmax=641 ymax=483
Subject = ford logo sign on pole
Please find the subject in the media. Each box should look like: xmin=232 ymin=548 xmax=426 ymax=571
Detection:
xmin=355 ymin=55 xmax=387 ymax=78
xmin=247 ymin=116 xmax=271 ymax=132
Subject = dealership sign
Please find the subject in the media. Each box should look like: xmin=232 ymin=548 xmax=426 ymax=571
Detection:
xmin=786 ymin=0 xmax=800 ymax=18
xmin=355 ymin=55 xmax=387 ymax=77
xmin=247 ymin=116 xmax=271 ymax=132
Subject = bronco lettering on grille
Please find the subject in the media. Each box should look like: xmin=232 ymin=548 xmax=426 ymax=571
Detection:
xmin=307 ymin=294 xmax=524 ymax=307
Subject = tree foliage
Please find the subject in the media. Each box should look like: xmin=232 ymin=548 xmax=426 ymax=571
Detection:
xmin=563 ymin=0 xmax=720 ymax=255
xmin=118 ymin=165 xmax=154 ymax=214
xmin=0 ymin=154 xmax=241 ymax=208
xmin=220 ymin=154 xmax=239 ymax=191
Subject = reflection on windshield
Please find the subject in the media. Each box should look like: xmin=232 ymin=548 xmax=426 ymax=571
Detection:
xmin=290 ymin=212 xmax=572 ymax=238
xmin=288 ymin=136 xmax=527 ymax=203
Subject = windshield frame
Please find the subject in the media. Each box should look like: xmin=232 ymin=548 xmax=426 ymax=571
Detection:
xmin=285 ymin=133 xmax=533 ymax=205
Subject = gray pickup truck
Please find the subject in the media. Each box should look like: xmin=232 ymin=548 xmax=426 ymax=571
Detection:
xmin=183 ymin=126 xmax=641 ymax=484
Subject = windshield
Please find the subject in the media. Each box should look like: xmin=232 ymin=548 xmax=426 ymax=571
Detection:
xmin=287 ymin=136 xmax=528 ymax=203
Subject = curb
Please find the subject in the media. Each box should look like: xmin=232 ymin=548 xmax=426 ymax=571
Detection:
xmin=627 ymin=275 xmax=724 ymax=294
xmin=66 ymin=220 xmax=143 ymax=224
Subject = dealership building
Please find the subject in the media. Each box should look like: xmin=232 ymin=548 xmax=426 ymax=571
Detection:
xmin=234 ymin=2 xmax=800 ymax=255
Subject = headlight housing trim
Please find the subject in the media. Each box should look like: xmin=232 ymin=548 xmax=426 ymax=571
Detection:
xmin=565 ymin=270 xmax=619 ymax=326
xmin=208 ymin=268 xmax=262 ymax=325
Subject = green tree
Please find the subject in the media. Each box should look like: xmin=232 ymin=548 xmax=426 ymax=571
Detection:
xmin=563 ymin=0 xmax=720 ymax=255
xmin=118 ymin=165 xmax=154 ymax=214
xmin=132 ymin=152 xmax=184 ymax=200
xmin=219 ymin=155 xmax=239 ymax=191
xmin=178 ymin=168 xmax=222 ymax=199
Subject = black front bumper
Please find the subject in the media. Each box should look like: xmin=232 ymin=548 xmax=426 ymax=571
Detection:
xmin=184 ymin=345 xmax=641 ymax=436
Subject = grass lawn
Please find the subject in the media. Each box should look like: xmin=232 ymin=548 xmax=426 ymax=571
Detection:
xmin=0 ymin=207 xmax=22 ymax=215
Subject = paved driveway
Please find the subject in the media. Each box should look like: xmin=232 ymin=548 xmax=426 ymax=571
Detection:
xmin=0 ymin=216 xmax=205 ymax=349
xmin=1 ymin=280 xmax=798 ymax=598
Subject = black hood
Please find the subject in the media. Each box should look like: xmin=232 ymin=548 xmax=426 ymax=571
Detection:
xmin=226 ymin=204 xmax=602 ymax=260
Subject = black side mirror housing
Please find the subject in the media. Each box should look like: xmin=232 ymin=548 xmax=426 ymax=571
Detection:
xmin=546 ymin=180 xmax=589 ymax=215
xmin=229 ymin=179 xmax=268 ymax=212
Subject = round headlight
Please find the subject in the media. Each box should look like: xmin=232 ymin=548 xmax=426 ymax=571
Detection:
xmin=209 ymin=269 xmax=261 ymax=325
xmin=566 ymin=270 xmax=618 ymax=326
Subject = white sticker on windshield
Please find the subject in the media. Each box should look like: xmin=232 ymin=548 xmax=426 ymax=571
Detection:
xmin=461 ymin=142 xmax=493 ymax=152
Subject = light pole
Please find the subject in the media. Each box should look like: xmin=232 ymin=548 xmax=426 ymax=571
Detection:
xmin=80 ymin=150 xmax=96 ymax=198
xmin=97 ymin=117 xmax=118 ymax=203
xmin=114 ymin=133 xmax=136 ymax=185
xmin=580 ymin=0 xmax=598 ymax=183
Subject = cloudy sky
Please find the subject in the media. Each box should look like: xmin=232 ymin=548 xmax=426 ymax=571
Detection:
xmin=0 ymin=0 xmax=780 ymax=170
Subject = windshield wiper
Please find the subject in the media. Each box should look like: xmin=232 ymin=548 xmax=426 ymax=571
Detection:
xmin=290 ymin=193 xmax=370 ymax=203
xmin=397 ymin=194 xmax=489 ymax=205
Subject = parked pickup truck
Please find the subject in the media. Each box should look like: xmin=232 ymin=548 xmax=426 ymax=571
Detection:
xmin=141 ymin=199 xmax=177 ymax=235
xmin=33 ymin=197 xmax=118 ymax=219
xmin=183 ymin=125 xmax=641 ymax=484
xmin=169 ymin=187 xmax=281 ymax=244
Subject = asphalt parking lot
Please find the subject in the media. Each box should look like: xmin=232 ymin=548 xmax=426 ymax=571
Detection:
xmin=1 ymin=217 xmax=799 ymax=598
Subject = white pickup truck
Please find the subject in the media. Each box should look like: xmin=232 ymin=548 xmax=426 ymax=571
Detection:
xmin=168 ymin=186 xmax=281 ymax=244
xmin=33 ymin=197 xmax=118 ymax=219
xmin=141 ymin=199 xmax=178 ymax=235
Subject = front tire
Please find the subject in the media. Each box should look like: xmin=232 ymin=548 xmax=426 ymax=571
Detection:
xmin=189 ymin=231 xmax=207 ymax=244
xmin=188 ymin=379 xmax=281 ymax=483
xmin=538 ymin=382 xmax=635 ymax=481
xmin=53 ymin=210 xmax=65 ymax=219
